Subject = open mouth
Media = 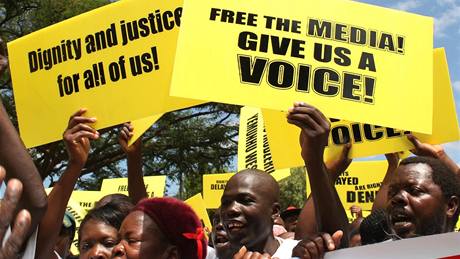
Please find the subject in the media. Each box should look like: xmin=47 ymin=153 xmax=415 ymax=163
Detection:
xmin=226 ymin=221 xmax=245 ymax=233
xmin=391 ymin=213 xmax=413 ymax=230
xmin=214 ymin=234 xmax=230 ymax=249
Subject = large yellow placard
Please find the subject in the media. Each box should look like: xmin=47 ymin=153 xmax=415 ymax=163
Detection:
xmin=8 ymin=0 xmax=202 ymax=148
xmin=263 ymin=48 xmax=459 ymax=169
xmin=306 ymin=161 xmax=388 ymax=211
xmin=100 ymin=175 xmax=166 ymax=198
xmin=170 ymin=0 xmax=433 ymax=134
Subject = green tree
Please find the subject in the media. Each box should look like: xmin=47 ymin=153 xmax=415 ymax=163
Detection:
xmin=279 ymin=167 xmax=307 ymax=210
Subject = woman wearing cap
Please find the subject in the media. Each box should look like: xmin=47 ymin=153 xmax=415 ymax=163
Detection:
xmin=112 ymin=197 xmax=207 ymax=259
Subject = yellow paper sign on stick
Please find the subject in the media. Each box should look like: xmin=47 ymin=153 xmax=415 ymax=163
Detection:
xmin=8 ymin=0 xmax=202 ymax=148
xmin=101 ymin=176 xmax=166 ymax=198
xmin=237 ymin=106 xmax=294 ymax=183
xmin=237 ymin=106 xmax=275 ymax=173
xmin=185 ymin=193 xmax=212 ymax=230
xmin=128 ymin=114 xmax=164 ymax=146
xmin=306 ymin=161 xmax=388 ymax=211
xmin=203 ymin=173 xmax=234 ymax=209
xmin=171 ymin=0 xmax=433 ymax=133
xmin=264 ymin=48 xmax=459 ymax=169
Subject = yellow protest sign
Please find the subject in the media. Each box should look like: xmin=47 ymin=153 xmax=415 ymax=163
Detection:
xmin=8 ymin=0 xmax=202 ymax=148
xmin=66 ymin=198 xmax=87 ymax=255
xmin=170 ymin=0 xmax=433 ymax=134
xmin=70 ymin=190 xmax=106 ymax=212
xmin=237 ymin=106 xmax=293 ymax=182
xmin=100 ymin=175 xmax=166 ymax=198
xmin=238 ymin=106 xmax=275 ymax=173
xmin=203 ymin=173 xmax=234 ymax=209
xmin=185 ymin=193 xmax=212 ymax=230
xmin=263 ymin=48 xmax=459 ymax=169
xmin=306 ymin=161 xmax=387 ymax=211
xmin=128 ymin=114 xmax=164 ymax=146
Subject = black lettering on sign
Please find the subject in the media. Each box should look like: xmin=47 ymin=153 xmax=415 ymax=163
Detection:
xmin=85 ymin=23 xmax=118 ymax=54
xmin=328 ymin=122 xmax=410 ymax=145
xmin=306 ymin=18 xmax=405 ymax=55
xmin=238 ymin=55 xmax=268 ymax=85
xmin=238 ymin=57 xmax=376 ymax=105
xmin=28 ymin=39 xmax=82 ymax=73
xmin=262 ymin=130 xmax=275 ymax=173
xmin=237 ymin=31 xmax=306 ymax=58
xmin=335 ymin=177 xmax=358 ymax=185
xmin=263 ymin=16 xmax=302 ymax=33
xmin=210 ymin=184 xmax=226 ymax=190
xmin=120 ymin=8 xmax=183 ymax=46
xmin=84 ymin=62 xmax=106 ymax=89
xmin=209 ymin=8 xmax=258 ymax=27
xmin=245 ymin=114 xmax=258 ymax=153
xmin=346 ymin=190 xmax=377 ymax=203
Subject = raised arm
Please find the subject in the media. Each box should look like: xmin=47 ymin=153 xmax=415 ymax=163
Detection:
xmin=408 ymin=134 xmax=460 ymax=176
xmin=295 ymin=144 xmax=351 ymax=240
xmin=119 ymin=122 xmax=147 ymax=204
xmin=0 ymin=167 xmax=32 ymax=259
xmin=36 ymin=109 xmax=98 ymax=258
xmin=287 ymin=102 xmax=349 ymax=247
xmin=371 ymin=153 xmax=399 ymax=212
xmin=0 ymin=90 xmax=47 ymax=236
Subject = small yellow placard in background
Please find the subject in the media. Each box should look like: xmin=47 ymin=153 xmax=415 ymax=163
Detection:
xmin=306 ymin=161 xmax=388 ymax=211
xmin=101 ymin=175 xmax=166 ymax=198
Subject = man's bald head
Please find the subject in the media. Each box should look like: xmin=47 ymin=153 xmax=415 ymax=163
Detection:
xmin=220 ymin=169 xmax=281 ymax=251
xmin=227 ymin=169 xmax=280 ymax=203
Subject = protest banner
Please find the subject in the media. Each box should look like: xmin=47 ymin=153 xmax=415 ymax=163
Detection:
xmin=185 ymin=193 xmax=213 ymax=230
xmin=8 ymin=0 xmax=202 ymax=148
xmin=325 ymin=232 xmax=460 ymax=259
xmin=306 ymin=161 xmax=388 ymax=211
xmin=100 ymin=175 xmax=166 ymax=197
xmin=170 ymin=0 xmax=434 ymax=134
xmin=128 ymin=114 xmax=164 ymax=146
xmin=263 ymin=48 xmax=459 ymax=169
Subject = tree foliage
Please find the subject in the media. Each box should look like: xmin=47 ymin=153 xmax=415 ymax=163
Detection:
xmin=279 ymin=167 xmax=307 ymax=210
xmin=0 ymin=0 xmax=240 ymax=199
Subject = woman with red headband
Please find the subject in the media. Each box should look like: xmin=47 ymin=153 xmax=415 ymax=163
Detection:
xmin=112 ymin=197 xmax=207 ymax=259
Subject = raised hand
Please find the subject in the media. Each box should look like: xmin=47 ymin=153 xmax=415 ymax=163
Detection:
xmin=0 ymin=167 xmax=32 ymax=259
xmin=63 ymin=108 xmax=99 ymax=168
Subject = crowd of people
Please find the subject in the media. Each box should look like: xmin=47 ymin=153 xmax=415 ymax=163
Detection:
xmin=0 ymin=48 xmax=460 ymax=259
